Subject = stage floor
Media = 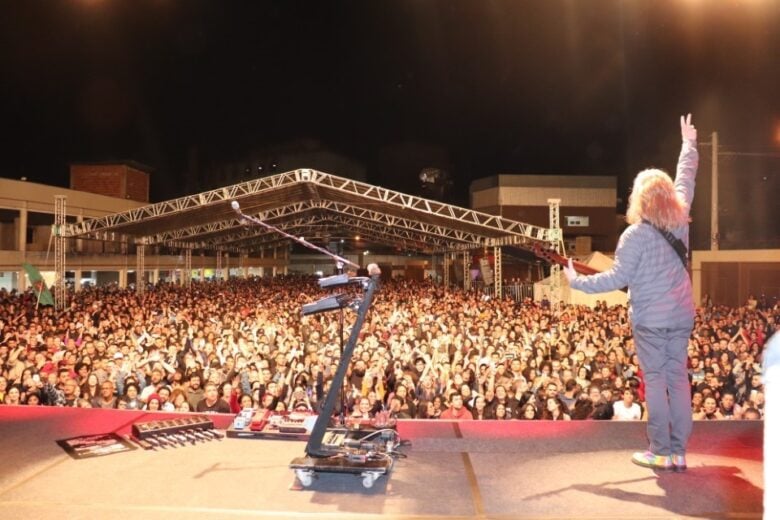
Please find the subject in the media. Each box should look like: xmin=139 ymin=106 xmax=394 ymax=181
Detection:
xmin=0 ymin=407 xmax=763 ymax=519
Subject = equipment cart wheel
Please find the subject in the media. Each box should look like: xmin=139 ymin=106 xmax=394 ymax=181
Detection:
xmin=361 ymin=471 xmax=380 ymax=489
xmin=296 ymin=469 xmax=315 ymax=487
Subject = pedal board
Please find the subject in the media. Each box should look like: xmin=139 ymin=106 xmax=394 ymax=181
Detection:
xmin=131 ymin=415 xmax=221 ymax=449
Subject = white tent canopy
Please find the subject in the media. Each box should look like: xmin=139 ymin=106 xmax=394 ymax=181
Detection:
xmin=534 ymin=251 xmax=628 ymax=307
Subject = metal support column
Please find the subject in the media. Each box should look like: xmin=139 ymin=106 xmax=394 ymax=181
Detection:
xmin=136 ymin=243 xmax=145 ymax=297
xmin=53 ymin=196 xmax=67 ymax=310
xmin=548 ymin=198 xmax=564 ymax=306
xmin=184 ymin=249 xmax=192 ymax=288
xmin=463 ymin=251 xmax=471 ymax=291
xmin=17 ymin=203 xmax=28 ymax=291
xmin=443 ymin=253 xmax=450 ymax=289
xmin=493 ymin=246 xmax=502 ymax=299
xmin=216 ymin=249 xmax=223 ymax=280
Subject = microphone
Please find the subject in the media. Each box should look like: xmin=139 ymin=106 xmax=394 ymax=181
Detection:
xmin=367 ymin=263 xmax=381 ymax=277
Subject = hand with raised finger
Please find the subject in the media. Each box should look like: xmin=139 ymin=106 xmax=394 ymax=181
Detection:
xmin=681 ymin=113 xmax=697 ymax=142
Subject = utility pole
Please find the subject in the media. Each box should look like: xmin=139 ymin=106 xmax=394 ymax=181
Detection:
xmin=711 ymin=131 xmax=719 ymax=251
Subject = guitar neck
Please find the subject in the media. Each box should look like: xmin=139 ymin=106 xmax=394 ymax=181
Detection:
xmin=532 ymin=245 xmax=601 ymax=275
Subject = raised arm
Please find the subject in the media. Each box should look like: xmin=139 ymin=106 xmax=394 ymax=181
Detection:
xmin=675 ymin=113 xmax=699 ymax=214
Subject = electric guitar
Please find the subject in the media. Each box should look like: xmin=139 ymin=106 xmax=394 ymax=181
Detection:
xmin=531 ymin=244 xmax=628 ymax=292
xmin=531 ymin=244 xmax=600 ymax=275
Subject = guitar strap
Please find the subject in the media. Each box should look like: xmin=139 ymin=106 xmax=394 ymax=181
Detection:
xmin=642 ymin=220 xmax=688 ymax=267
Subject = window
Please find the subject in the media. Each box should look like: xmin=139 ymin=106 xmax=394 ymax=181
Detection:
xmin=565 ymin=216 xmax=589 ymax=227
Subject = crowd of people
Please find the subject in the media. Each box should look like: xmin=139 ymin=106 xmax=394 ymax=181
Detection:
xmin=0 ymin=276 xmax=775 ymax=422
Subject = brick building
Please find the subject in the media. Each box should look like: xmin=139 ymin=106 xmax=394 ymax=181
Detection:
xmin=70 ymin=161 xmax=151 ymax=202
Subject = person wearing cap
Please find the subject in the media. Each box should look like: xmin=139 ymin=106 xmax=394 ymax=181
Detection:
xmin=145 ymin=393 xmax=162 ymax=411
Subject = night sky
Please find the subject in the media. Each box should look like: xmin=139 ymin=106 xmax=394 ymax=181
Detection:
xmin=2 ymin=0 xmax=778 ymax=237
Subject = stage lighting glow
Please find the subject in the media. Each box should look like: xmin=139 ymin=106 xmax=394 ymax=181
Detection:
xmin=774 ymin=120 xmax=780 ymax=146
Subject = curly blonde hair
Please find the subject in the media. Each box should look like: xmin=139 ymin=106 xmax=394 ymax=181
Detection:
xmin=626 ymin=168 xmax=688 ymax=230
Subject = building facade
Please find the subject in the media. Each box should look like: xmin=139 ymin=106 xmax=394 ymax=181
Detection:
xmin=470 ymin=174 xmax=620 ymax=255
xmin=0 ymin=176 xmax=288 ymax=292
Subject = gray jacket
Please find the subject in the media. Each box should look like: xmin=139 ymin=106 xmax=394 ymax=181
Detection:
xmin=570 ymin=139 xmax=698 ymax=329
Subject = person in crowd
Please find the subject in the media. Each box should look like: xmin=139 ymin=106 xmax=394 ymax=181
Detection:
xmin=693 ymin=396 xmax=723 ymax=420
xmin=520 ymin=402 xmax=538 ymax=420
xmin=196 ymin=382 xmax=231 ymax=413
xmin=719 ymin=391 xmax=743 ymax=420
xmin=80 ymin=373 xmax=100 ymax=402
xmin=612 ymin=388 xmax=642 ymax=421
xmin=62 ymin=378 xmax=79 ymax=407
xmin=493 ymin=402 xmax=512 ymax=421
xmin=92 ymin=381 xmax=118 ymax=409
xmin=559 ymin=379 xmax=579 ymax=414
xmin=169 ymin=389 xmax=189 ymax=411
xmin=157 ymin=386 xmax=175 ymax=412
xmin=540 ymin=396 xmax=571 ymax=421
xmin=0 ymin=376 xmax=7 ymax=403
xmin=471 ymin=395 xmax=489 ymax=420
xmin=351 ymin=396 xmax=374 ymax=420
xmin=145 ymin=393 xmax=162 ymax=411
xmin=3 ymin=384 xmax=22 ymax=405
xmin=440 ymin=393 xmax=473 ymax=420
xmin=25 ymin=391 xmax=41 ymax=406
xmin=186 ymin=373 xmax=205 ymax=411
xmin=119 ymin=383 xmax=143 ymax=410
xmin=565 ymin=114 xmax=699 ymax=472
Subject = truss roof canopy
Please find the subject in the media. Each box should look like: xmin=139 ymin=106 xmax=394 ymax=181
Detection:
xmin=62 ymin=169 xmax=556 ymax=254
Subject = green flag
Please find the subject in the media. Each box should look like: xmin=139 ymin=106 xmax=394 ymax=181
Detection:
xmin=22 ymin=263 xmax=55 ymax=306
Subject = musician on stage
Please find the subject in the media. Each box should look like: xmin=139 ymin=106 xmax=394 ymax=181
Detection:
xmin=564 ymin=114 xmax=698 ymax=472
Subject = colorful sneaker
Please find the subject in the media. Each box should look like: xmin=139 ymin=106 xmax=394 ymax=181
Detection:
xmin=671 ymin=454 xmax=687 ymax=472
xmin=631 ymin=451 xmax=673 ymax=470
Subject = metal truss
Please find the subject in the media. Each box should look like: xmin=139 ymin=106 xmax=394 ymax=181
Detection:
xmin=137 ymin=199 xmax=486 ymax=249
xmin=308 ymin=171 xmax=550 ymax=238
xmin=60 ymin=170 xmax=314 ymax=237
xmin=53 ymin=196 xmax=67 ymax=310
xmin=318 ymin=200 xmax=486 ymax=244
xmin=59 ymin=170 xmax=556 ymax=254
xmin=135 ymin=203 xmax=473 ymax=254
xmin=224 ymin=219 xmax=438 ymax=253
xmin=494 ymin=246 xmax=502 ymax=299
xmin=548 ymin=198 xmax=563 ymax=305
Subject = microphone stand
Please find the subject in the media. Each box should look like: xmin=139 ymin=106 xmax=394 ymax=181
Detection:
xmin=230 ymin=201 xmax=358 ymax=270
xmin=231 ymin=200 xmax=378 ymax=457
xmin=336 ymin=261 xmax=347 ymax=428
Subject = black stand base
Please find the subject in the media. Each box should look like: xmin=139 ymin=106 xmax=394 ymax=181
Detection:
xmin=290 ymin=454 xmax=394 ymax=489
